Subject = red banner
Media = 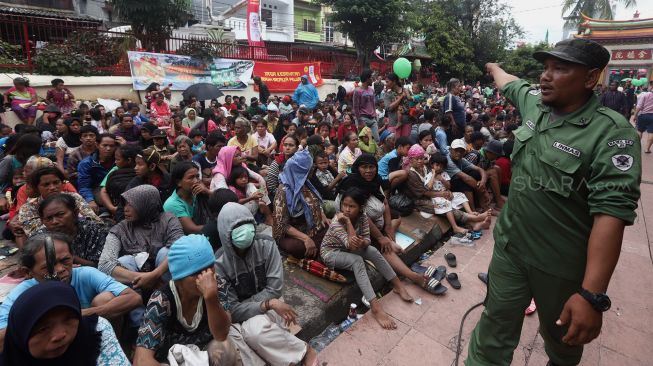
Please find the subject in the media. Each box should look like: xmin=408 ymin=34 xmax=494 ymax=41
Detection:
xmin=253 ymin=62 xmax=324 ymax=92
xmin=611 ymin=49 xmax=652 ymax=61
xmin=247 ymin=0 xmax=267 ymax=58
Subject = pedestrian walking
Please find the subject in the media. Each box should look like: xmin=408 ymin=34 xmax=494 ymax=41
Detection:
xmin=631 ymin=80 xmax=653 ymax=153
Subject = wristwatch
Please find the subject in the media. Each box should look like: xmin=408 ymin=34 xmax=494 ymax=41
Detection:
xmin=578 ymin=288 xmax=611 ymax=312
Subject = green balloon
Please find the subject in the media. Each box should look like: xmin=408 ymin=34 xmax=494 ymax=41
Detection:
xmin=484 ymin=87 xmax=493 ymax=96
xmin=640 ymin=77 xmax=648 ymax=84
xmin=393 ymin=58 xmax=412 ymax=79
xmin=632 ymin=79 xmax=644 ymax=87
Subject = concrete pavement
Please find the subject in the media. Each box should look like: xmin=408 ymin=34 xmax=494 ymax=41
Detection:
xmin=319 ymin=149 xmax=653 ymax=366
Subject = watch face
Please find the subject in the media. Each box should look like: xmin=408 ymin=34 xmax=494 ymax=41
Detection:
xmin=597 ymin=294 xmax=611 ymax=312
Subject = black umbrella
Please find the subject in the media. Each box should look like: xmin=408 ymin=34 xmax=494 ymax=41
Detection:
xmin=182 ymin=83 xmax=224 ymax=101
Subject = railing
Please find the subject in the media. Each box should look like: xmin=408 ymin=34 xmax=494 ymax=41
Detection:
xmin=0 ymin=14 xmax=386 ymax=79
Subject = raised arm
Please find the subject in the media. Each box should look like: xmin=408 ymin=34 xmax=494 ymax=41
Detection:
xmin=485 ymin=63 xmax=519 ymax=90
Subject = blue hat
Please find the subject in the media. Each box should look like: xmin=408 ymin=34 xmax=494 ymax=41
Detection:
xmin=168 ymin=235 xmax=216 ymax=280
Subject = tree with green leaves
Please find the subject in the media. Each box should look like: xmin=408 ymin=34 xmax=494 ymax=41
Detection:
xmin=113 ymin=0 xmax=192 ymax=50
xmin=315 ymin=0 xmax=408 ymax=68
xmin=501 ymin=43 xmax=552 ymax=84
xmin=409 ymin=0 xmax=522 ymax=82
xmin=562 ymin=0 xmax=637 ymax=28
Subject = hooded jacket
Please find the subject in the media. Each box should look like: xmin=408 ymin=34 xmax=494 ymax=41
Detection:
xmin=215 ymin=202 xmax=283 ymax=324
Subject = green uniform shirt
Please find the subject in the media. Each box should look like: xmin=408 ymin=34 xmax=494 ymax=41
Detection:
xmin=495 ymin=79 xmax=641 ymax=281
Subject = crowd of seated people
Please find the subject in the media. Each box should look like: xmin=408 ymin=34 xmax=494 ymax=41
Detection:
xmin=0 ymin=72 xmax=517 ymax=363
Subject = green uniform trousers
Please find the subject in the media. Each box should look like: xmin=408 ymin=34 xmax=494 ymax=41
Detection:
xmin=466 ymin=243 xmax=584 ymax=366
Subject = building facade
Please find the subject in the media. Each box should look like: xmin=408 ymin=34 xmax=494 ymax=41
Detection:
xmin=575 ymin=13 xmax=653 ymax=85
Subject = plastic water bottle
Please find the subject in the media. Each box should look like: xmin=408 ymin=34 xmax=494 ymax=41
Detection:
xmin=339 ymin=318 xmax=356 ymax=332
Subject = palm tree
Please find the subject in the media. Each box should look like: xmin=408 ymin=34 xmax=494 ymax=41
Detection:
xmin=562 ymin=0 xmax=637 ymax=28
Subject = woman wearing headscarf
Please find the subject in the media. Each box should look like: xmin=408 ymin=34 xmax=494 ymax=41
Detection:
xmin=210 ymin=145 xmax=265 ymax=191
xmin=273 ymin=150 xmax=329 ymax=258
xmin=399 ymin=145 xmax=490 ymax=233
xmin=265 ymin=134 xmax=299 ymax=200
xmin=336 ymin=154 xmax=447 ymax=295
xmin=181 ymin=108 xmax=204 ymax=129
xmin=358 ymin=126 xmax=378 ymax=155
xmin=99 ymin=185 xmax=183 ymax=293
xmin=0 ymin=281 xmax=129 ymax=366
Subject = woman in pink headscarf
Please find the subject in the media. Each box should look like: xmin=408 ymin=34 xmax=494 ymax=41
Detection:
xmin=210 ymin=146 xmax=265 ymax=191
xmin=400 ymin=144 xmax=489 ymax=234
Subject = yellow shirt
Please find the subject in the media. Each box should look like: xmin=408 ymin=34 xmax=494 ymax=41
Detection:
xmin=228 ymin=135 xmax=258 ymax=152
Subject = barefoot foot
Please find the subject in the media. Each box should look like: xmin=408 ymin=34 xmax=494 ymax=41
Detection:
xmin=472 ymin=217 xmax=491 ymax=231
xmin=371 ymin=306 xmax=397 ymax=330
xmin=393 ymin=286 xmax=414 ymax=302
xmin=453 ymin=226 xmax=468 ymax=235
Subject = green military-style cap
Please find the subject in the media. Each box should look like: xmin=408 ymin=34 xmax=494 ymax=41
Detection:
xmin=533 ymin=38 xmax=610 ymax=69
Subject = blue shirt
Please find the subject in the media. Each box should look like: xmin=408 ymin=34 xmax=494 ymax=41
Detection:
xmin=0 ymin=266 xmax=127 ymax=328
xmin=434 ymin=127 xmax=449 ymax=156
xmin=378 ymin=150 xmax=398 ymax=180
xmin=443 ymin=93 xmax=466 ymax=131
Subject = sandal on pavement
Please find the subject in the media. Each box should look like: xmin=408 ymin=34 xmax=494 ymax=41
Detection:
xmin=525 ymin=299 xmax=537 ymax=315
xmin=444 ymin=253 xmax=457 ymax=267
xmin=423 ymin=277 xmax=447 ymax=295
xmin=446 ymin=273 xmax=461 ymax=289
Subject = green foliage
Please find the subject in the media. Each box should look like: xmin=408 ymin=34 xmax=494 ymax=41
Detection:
xmin=562 ymin=0 xmax=637 ymax=28
xmin=315 ymin=0 xmax=409 ymax=67
xmin=0 ymin=39 xmax=23 ymax=64
xmin=177 ymin=41 xmax=215 ymax=63
xmin=113 ymin=0 xmax=192 ymax=39
xmin=409 ymin=0 xmax=523 ymax=82
xmin=34 ymin=43 xmax=96 ymax=76
xmin=176 ymin=29 xmax=237 ymax=62
xmin=65 ymin=30 xmax=126 ymax=67
xmin=502 ymin=43 xmax=552 ymax=83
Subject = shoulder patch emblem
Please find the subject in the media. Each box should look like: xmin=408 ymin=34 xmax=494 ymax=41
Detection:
xmin=612 ymin=154 xmax=633 ymax=171
xmin=526 ymin=120 xmax=535 ymax=130
xmin=528 ymin=89 xmax=541 ymax=96
xmin=552 ymin=141 xmax=581 ymax=158
xmin=607 ymin=139 xmax=634 ymax=149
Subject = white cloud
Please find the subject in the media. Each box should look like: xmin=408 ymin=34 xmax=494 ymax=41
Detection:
xmin=505 ymin=0 xmax=653 ymax=44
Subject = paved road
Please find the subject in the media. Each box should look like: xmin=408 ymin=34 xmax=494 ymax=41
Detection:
xmin=319 ymin=148 xmax=653 ymax=366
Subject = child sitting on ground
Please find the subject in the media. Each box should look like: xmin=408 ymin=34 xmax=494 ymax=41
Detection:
xmin=228 ymin=165 xmax=273 ymax=226
xmin=321 ymin=187 xmax=413 ymax=330
xmin=190 ymin=130 xmax=204 ymax=154
xmin=426 ymin=152 xmax=491 ymax=233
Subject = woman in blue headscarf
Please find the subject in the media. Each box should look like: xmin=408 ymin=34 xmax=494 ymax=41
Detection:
xmin=272 ymin=150 xmax=329 ymax=258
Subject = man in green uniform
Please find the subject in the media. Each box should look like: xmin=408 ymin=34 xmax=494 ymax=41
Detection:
xmin=466 ymin=39 xmax=641 ymax=366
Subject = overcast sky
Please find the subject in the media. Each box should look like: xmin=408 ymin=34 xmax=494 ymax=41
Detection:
xmin=506 ymin=0 xmax=653 ymax=44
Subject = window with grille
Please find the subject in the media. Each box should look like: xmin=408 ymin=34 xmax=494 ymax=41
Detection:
xmin=303 ymin=19 xmax=316 ymax=33
xmin=324 ymin=21 xmax=334 ymax=42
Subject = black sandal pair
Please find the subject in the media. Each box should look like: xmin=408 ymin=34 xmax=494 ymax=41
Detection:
xmin=444 ymin=253 xmax=461 ymax=289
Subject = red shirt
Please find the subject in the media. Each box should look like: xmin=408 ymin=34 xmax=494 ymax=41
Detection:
xmin=495 ymin=157 xmax=511 ymax=186
xmin=337 ymin=124 xmax=358 ymax=145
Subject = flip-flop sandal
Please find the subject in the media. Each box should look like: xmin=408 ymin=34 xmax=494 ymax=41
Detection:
xmin=411 ymin=264 xmax=446 ymax=281
xmin=525 ymin=299 xmax=537 ymax=315
xmin=446 ymin=273 xmax=461 ymax=289
xmin=471 ymin=230 xmax=483 ymax=237
xmin=423 ymin=276 xmax=447 ymax=295
xmin=470 ymin=231 xmax=482 ymax=240
xmin=444 ymin=253 xmax=457 ymax=267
